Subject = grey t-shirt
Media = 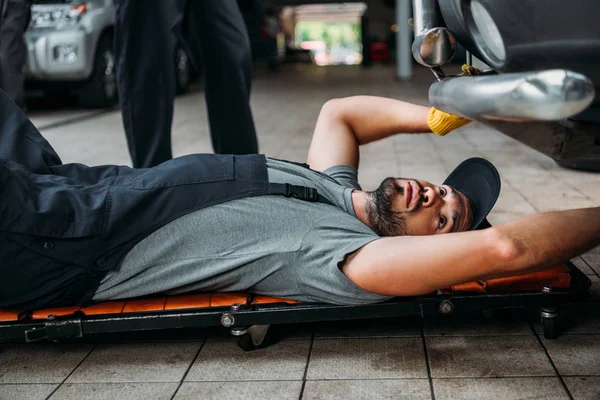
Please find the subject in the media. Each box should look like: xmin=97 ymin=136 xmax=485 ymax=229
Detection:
xmin=93 ymin=158 xmax=392 ymax=305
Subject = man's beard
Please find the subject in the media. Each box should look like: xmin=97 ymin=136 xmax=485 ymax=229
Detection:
xmin=366 ymin=177 xmax=423 ymax=236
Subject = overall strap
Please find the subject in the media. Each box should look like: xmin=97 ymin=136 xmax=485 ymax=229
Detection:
xmin=267 ymin=183 xmax=334 ymax=206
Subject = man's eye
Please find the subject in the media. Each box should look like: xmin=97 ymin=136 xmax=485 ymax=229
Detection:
xmin=438 ymin=215 xmax=446 ymax=230
xmin=440 ymin=187 xmax=447 ymax=197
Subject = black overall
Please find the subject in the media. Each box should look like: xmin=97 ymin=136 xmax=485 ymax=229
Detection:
xmin=0 ymin=91 xmax=328 ymax=311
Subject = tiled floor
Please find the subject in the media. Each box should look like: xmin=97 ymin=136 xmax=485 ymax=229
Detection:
xmin=2 ymin=64 xmax=600 ymax=399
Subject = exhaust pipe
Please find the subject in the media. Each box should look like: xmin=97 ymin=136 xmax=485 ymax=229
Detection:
xmin=411 ymin=0 xmax=456 ymax=68
xmin=429 ymin=69 xmax=595 ymax=122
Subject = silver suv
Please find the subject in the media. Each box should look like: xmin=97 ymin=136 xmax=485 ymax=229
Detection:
xmin=25 ymin=0 xmax=191 ymax=108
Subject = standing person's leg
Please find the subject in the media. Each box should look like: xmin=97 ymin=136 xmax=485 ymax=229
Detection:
xmin=189 ymin=0 xmax=258 ymax=155
xmin=0 ymin=89 xmax=62 ymax=172
xmin=0 ymin=0 xmax=32 ymax=111
xmin=267 ymin=37 xmax=279 ymax=72
xmin=113 ymin=0 xmax=184 ymax=168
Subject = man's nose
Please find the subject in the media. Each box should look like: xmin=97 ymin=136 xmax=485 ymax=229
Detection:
xmin=422 ymin=187 xmax=437 ymax=207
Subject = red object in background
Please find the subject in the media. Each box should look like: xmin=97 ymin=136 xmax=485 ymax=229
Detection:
xmin=260 ymin=23 xmax=268 ymax=40
xmin=370 ymin=41 xmax=390 ymax=63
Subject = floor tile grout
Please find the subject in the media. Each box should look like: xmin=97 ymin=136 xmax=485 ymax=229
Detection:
xmin=527 ymin=319 xmax=575 ymax=400
xmin=420 ymin=322 xmax=436 ymax=400
xmin=170 ymin=338 xmax=207 ymax=400
xmin=426 ymin=376 xmax=586 ymax=380
xmin=298 ymin=331 xmax=315 ymax=400
xmin=576 ymin=256 xmax=600 ymax=279
xmin=8 ymin=376 xmax=598 ymax=385
xmin=314 ymin=333 xmax=543 ymax=339
xmin=44 ymin=343 xmax=100 ymax=400
xmin=95 ymin=334 xmax=565 ymax=342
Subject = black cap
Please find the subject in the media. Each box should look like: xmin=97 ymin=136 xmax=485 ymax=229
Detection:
xmin=443 ymin=157 xmax=501 ymax=230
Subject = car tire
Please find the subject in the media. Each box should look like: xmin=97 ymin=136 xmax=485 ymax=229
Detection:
xmin=77 ymin=34 xmax=117 ymax=108
xmin=43 ymin=84 xmax=73 ymax=104
xmin=174 ymin=44 xmax=191 ymax=95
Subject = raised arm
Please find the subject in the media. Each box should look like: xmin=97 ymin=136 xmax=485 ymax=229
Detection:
xmin=343 ymin=206 xmax=600 ymax=296
xmin=306 ymin=96 xmax=431 ymax=171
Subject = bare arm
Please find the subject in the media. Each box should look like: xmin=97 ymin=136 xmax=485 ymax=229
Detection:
xmin=307 ymin=96 xmax=431 ymax=171
xmin=343 ymin=206 xmax=600 ymax=296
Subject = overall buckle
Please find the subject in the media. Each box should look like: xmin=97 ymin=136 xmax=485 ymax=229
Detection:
xmin=283 ymin=184 xmax=318 ymax=202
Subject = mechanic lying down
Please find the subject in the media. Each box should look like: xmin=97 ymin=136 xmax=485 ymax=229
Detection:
xmin=1 ymin=91 xmax=599 ymax=311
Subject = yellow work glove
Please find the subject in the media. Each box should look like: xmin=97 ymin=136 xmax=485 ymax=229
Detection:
xmin=427 ymin=107 xmax=472 ymax=136
xmin=427 ymin=64 xmax=479 ymax=136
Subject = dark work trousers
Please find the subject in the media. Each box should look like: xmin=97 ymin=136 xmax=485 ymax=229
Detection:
xmin=114 ymin=0 xmax=258 ymax=168
xmin=0 ymin=0 xmax=31 ymax=110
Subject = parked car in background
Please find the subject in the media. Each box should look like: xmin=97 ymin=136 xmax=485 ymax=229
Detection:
xmin=25 ymin=0 xmax=192 ymax=108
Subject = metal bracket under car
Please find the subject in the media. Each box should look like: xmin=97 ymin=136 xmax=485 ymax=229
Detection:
xmin=24 ymin=316 xmax=83 ymax=342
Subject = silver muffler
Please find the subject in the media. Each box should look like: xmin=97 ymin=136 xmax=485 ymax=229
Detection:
xmin=411 ymin=0 xmax=457 ymax=69
xmin=429 ymin=69 xmax=595 ymax=122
